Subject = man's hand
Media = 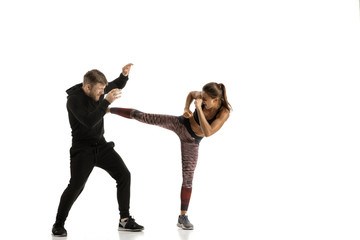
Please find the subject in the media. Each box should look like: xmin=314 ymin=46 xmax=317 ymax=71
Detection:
xmin=183 ymin=109 xmax=193 ymax=118
xmin=105 ymin=89 xmax=122 ymax=104
xmin=122 ymin=63 xmax=133 ymax=76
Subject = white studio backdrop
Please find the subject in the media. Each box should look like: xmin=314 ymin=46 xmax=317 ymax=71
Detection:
xmin=0 ymin=0 xmax=360 ymax=240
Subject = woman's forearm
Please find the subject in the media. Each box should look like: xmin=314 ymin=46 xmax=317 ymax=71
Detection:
xmin=196 ymin=107 xmax=213 ymax=137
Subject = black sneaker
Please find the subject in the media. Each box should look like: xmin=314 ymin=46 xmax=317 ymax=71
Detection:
xmin=52 ymin=223 xmax=67 ymax=237
xmin=177 ymin=215 xmax=194 ymax=230
xmin=118 ymin=216 xmax=144 ymax=232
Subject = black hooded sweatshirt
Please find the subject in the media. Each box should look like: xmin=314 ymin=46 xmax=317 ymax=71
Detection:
xmin=66 ymin=73 xmax=129 ymax=146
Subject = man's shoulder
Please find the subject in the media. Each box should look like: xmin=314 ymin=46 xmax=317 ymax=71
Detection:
xmin=66 ymin=89 xmax=87 ymax=108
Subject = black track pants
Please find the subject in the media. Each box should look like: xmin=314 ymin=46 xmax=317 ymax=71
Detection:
xmin=55 ymin=141 xmax=130 ymax=223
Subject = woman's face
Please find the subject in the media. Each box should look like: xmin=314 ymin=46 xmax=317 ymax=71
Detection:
xmin=202 ymin=92 xmax=218 ymax=110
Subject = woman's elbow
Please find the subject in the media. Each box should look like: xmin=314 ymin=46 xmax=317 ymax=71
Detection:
xmin=204 ymin=131 xmax=214 ymax=137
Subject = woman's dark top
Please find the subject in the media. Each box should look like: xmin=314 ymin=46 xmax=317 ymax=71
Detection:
xmin=183 ymin=105 xmax=222 ymax=141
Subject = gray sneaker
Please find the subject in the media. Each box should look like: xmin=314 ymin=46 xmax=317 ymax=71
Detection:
xmin=177 ymin=215 xmax=194 ymax=230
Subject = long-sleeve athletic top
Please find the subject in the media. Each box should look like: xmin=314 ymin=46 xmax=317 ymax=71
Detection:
xmin=66 ymin=73 xmax=129 ymax=146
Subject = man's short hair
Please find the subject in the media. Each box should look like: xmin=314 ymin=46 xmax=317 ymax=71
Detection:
xmin=83 ymin=69 xmax=108 ymax=86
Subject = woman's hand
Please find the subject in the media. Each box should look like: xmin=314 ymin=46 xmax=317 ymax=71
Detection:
xmin=194 ymin=98 xmax=203 ymax=109
xmin=183 ymin=109 xmax=193 ymax=118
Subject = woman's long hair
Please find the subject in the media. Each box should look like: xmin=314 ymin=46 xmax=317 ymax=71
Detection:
xmin=202 ymin=82 xmax=232 ymax=111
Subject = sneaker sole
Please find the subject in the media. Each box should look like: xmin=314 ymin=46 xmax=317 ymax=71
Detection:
xmin=52 ymin=233 xmax=67 ymax=237
xmin=118 ymin=227 xmax=144 ymax=232
xmin=177 ymin=223 xmax=194 ymax=230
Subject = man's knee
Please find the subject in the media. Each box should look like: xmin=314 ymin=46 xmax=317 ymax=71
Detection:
xmin=114 ymin=169 xmax=131 ymax=183
xmin=123 ymin=169 xmax=131 ymax=181
xmin=67 ymin=178 xmax=87 ymax=192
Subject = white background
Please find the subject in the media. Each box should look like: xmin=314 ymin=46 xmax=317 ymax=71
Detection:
xmin=1 ymin=0 xmax=360 ymax=240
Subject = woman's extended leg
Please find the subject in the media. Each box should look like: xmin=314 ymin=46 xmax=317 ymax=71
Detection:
xmin=110 ymin=107 xmax=184 ymax=133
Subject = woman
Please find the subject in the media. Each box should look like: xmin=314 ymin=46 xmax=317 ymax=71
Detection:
xmin=109 ymin=82 xmax=231 ymax=230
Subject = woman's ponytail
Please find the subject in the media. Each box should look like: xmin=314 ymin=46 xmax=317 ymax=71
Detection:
xmin=218 ymin=83 xmax=232 ymax=111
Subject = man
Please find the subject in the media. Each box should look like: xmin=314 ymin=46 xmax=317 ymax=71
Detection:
xmin=52 ymin=63 xmax=144 ymax=237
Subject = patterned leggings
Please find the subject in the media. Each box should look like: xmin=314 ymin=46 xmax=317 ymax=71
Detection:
xmin=110 ymin=107 xmax=201 ymax=211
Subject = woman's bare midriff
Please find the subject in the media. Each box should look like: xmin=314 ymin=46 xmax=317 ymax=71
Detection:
xmin=189 ymin=117 xmax=204 ymax=137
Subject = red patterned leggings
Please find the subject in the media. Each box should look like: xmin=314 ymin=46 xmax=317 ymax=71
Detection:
xmin=110 ymin=108 xmax=201 ymax=211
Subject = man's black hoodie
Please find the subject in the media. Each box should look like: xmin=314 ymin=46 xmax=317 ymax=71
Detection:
xmin=66 ymin=73 xmax=128 ymax=146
